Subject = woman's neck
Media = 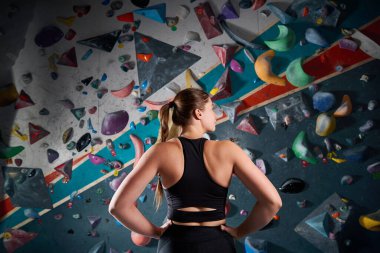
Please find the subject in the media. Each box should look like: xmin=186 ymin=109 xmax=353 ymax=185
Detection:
xmin=180 ymin=127 xmax=204 ymax=139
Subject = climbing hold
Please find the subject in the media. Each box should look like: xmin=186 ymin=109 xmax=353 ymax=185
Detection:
xmin=81 ymin=76 xmax=93 ymax=86
xmin=359 ymin=119 xmax=373 ymax=132
xmin=77 ymin=30 xmax=121 ymax=53
xmin=81 ymin=49 xmax=93 ymax=60
xmin=29 ymin=123 xmax=50 ymax=145
xmin=230 ymin=59 xmax=244 ymax=73
xmin=66 ymin=141 xmax=76 ymax=150
xmin=312 ymin=91 xmax=335 ymax=112
xmin=88 ymin=216 xmax=101 ymax=229
xmin=367 ymin=161 xmax=380 ymax=174
xmin=21 ymin=72 xmax=33 ymax=84
xmin=286 ymin=58 xmax=314 ymax=87
xmin=221 ymin=101 xmax=241 ymax=124
xmin=24 ymin=208 xmax=40 ymax=219
xmin=57 ymin=47 xmax=78 ymax=67
xmin=244 ymin=237 xmax=267 ymax=253
xmin=88 ymin=154 xmax=106 ymax=165
xmin=109 ymin=172 xmax=127 ymax=191
xmin=137 ymin=53 xmax=153 ymax=62
xmin=264 ymin=25 xmax=296 ymax=52
xmin=292 ymin=131 xmax=317 ymax=164
xmin=90 ymin=79 xmax=100 ymax=89
xmin=177 ymin=5 xmax=190 ymax=20
xmin=359 ymin=209 xmax=380 ymax=231
xmin=88 ymin=106 xmax=97 ymax=114
xmin=212 ymin=44 xmax=238 ymax=67
xmin=111 ymin=80 xmax=135 ymax=98
xmin=101 ymin=110 xmax=129 ymax=135
xmin=255 ymin=158 xmax=266 ymax=174
xmin=297 ymin=200 xmax=307 ymax=208
xmin=54 ymin=159 xmax=73 ymax=182
xmin=71 ymin=107 xmax=86 ymax=120
xmin=339 ymin=38 xmax=358 ymax=52
xmin=210 ymin=69 xmax=232 ymax=102
xmin=236 ymin=114 xmax=260 ymax=135
xmin=340 ymin=175 xmax=354 ymax=185
xmin=340 ymin=145 xmax=368 ymax=162
xmin=76 ymin=133 xmax=91 ymax=152
xmin=97 ymin=88 xmax=108 ymax=99
xmin=194 ymin=2 xmax=223 ymax=40
xmin=106 ymin=139 xmax=117 ymax=156
xmin=47 ymin=149 xmax=59 ymax=163
xmin=255 ymin=50 xmax=286 ymax=86
xmin=133 ymin=3 xmax=166 ymax=24
xmin=274 ymin=147 xmax=293 ymax=162
xmin=252 ymin=0 xmax=266 ymax=10
xmin=333 ymin=95 xmax=352 ymax=117
xmin=15 ymin=90 xmax=35 ymax=109
xmin=220 ymin=1 xmax=239 ymax=19
xmin=56 ymin=16 xmax=76 ymax=27
xmin=62 ymin=127 xmax=74 ymax=144
xmin=73 ymin=5 xmax=91 ymax=17
xmin=146 ymin=110 xmax=158 ymax=121
xmin=117 ymin=12 xmax=135 ymax=22
xmin=65 ymin=29 xmax=76 ymax=40
xmin=138 ymin=195 xmax=147 ymax=203
xmin=367 ymin=100 xmax=377 ymax=111
xmin=266 ymin=3 xmax=296 ymax=24
xmin=316 ymin=113 xmax=336 ymax=136
xmin=34 ymin=26 xmax=64 ymax=47
xmin=279 ymin=178 xmax=305 ymax=193
xmin=305 ymin=28 xmax=329 ymax=47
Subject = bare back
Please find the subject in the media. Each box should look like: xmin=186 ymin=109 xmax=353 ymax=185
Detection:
xmin=157 ymin=138 xmax=234 ymax=226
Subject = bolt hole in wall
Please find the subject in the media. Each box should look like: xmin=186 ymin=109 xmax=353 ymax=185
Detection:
xmin=0 ymin=0 xmax=380 ymax=252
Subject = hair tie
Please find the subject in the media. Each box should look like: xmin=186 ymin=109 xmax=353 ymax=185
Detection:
xmin=169 ymin=101 xmax=176 ymax=109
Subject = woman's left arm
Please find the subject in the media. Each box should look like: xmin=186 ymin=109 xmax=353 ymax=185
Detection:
xmin=108 ymin=143 xmax=163 ymax=239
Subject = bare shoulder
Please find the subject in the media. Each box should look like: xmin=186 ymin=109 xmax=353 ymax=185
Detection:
xmin=151 ymin=138 xmax=180 ymax=154
xmin=206 ymin=139 xmax=240 ymax=156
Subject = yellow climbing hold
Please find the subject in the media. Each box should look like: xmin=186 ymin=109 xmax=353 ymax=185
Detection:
xmin=359 ymin=209 xmax=380 ymax=231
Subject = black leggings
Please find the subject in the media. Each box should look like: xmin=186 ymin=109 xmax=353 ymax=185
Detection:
xmin=157 ymin=224 xmax=236 ymax=253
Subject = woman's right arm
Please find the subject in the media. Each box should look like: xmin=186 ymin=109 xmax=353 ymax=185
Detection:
xmin=221 ymin=141 xmax=282 ymax=239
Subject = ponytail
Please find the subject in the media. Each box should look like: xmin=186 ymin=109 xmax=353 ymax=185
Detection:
xmin=154 ymin=102 xmax=181 ymax=210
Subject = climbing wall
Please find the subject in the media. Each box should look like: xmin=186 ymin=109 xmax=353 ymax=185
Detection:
xmin=1 ymin=0 xmax=380 ymax=252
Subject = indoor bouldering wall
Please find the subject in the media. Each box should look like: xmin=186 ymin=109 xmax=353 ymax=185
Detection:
xmin=1 ymin=0 xmax=380 ymax=252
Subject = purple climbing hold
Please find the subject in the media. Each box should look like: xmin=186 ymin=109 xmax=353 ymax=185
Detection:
xmin=35 ymin=26 xmax=64 ymax=47
xmin=220 ymin=1 xmax=239 ymax=19
xmin=101 ymin=110 xmax=129 ymax=135
xmin=47 ymin=148 xmax=59 ymax=163
xmin=88 ymin=154 xmax=106 ymax=165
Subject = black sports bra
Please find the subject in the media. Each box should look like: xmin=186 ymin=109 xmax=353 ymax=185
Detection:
xmin=164 ymin=137 xmax=228 ymax=223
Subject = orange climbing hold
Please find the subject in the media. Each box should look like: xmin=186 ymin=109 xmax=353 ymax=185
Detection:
xmin=137 ymin=53 xmax=153 ymax=62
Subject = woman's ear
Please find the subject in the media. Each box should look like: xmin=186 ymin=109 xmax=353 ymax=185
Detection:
xmin=193 ymin=108 xmax=202 ymax=120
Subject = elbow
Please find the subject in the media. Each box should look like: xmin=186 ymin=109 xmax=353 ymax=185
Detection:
xmin=108 ymin=204 xmax=117 ymax=216
xmin=271 ymin=197 xmax=282 ymax=213
xmin=265 ymin=196 xmax=282 ymax=214
xmin=108 ymin=199 xmax=121 ymax=217
xmin=274 ymin=199 xmax=282 ymax=212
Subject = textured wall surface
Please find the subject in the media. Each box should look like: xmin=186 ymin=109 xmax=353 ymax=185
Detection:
xmin=1 ymin=0 xmax=380 ymax=252
xmin=3 ymin=59 xmax=379 ymax=253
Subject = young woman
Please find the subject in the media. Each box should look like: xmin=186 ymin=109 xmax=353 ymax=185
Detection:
xmin=109 ymin=88 xmax=282 ymax=252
